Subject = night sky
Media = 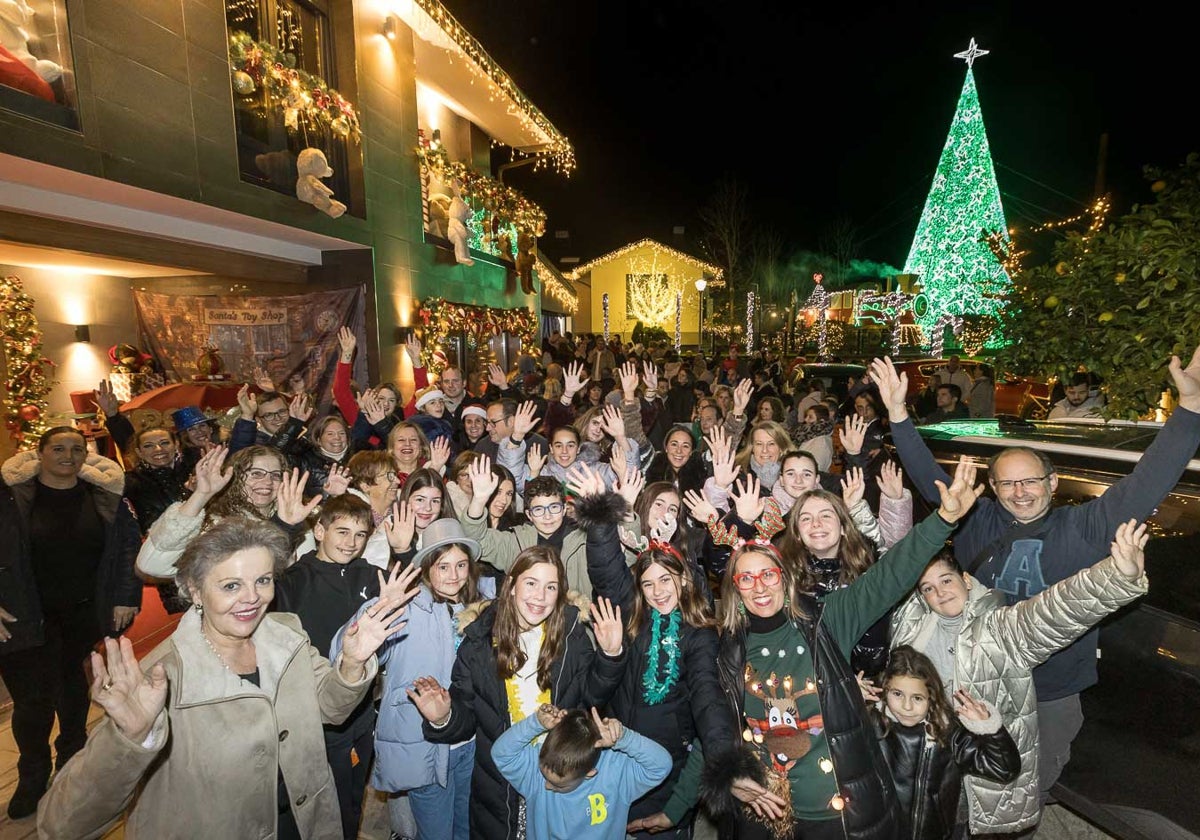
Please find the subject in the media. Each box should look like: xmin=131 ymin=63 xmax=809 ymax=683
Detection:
xmin=449 ymin=2 xmax=1194 ymax=275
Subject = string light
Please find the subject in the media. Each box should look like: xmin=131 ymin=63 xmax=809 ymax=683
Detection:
xmin=602 ymin=293 xmax=610 ymax=341
xmin=416 ymin=297 xmax=537 ymax=372
xmin=416 ymin=143 xmax=546 ymax=239
xmin=537 ymin=260 xmax=578 ymax=313
xmin=1 ymin=275 xmax=55 ymax=448
xmin=903 ymin=66 xmax=1010 ymax=341
xmin=858 ymin=289 xmax=914 ymax=355
xmin=802 ymin=274 xmax=832 ymax=359
xmin=746 ymin=290 xmax=756 ymax=351
xmin=929 ymin=313 xmax=964 ymax=358
xmin=674 ymin=290 xmax=682 ymax=351
xmin=567 ymin=238 xmax=723 ymax=282
xmin=393 ymin=0 xmax=575 ymax=174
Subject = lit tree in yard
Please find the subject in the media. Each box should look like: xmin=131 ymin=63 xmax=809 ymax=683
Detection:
xmin=904 ymin=40 xmax=1010 ymax=339
xmin=997 ymin=154 xmax=1200 ymax=419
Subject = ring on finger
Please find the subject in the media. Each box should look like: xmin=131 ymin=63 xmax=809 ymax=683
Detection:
xmin=102 ymin=681 xmax=114 ymax=691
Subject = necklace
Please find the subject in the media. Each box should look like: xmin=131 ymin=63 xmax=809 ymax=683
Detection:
xmin=201 ymin=626 xmax=253 ymax=675
xmin=642 ymin=609 xmax=682 ymax=705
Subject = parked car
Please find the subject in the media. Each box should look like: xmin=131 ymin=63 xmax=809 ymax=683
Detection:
xmin=788 ymin=362 xmax=867 ymax=403
xmin=894 ymin=357 xmax=1055 ymax=419
xmin=912 ymin=416 xmax=1200 ymax=838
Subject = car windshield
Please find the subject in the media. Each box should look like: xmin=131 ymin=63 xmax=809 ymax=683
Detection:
xmin=916 ymin=418 xmax=1178 ymax=455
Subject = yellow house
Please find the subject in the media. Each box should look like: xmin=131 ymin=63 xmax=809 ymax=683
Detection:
xmin=567 ymin=239 xmax=722 ymax=345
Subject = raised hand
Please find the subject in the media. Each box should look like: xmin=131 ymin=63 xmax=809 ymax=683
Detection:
xmin=609 ymin=438 xmax=628 ymax=480
xmin=856 ymin=671 xmax=881 ymax=703
xmin=191 ymin=445 xmax=232 ymax=498
xmin=404 ymin=335 xmax=423 ymax=368
xmin=563 ymin=361 xmax=589 ymax=401
xmin=841 ymin=466 xmax=866 ymax=509
xmin=710 ymin=432 xmax=740 ymax=490
xmin=322 ymin=464 xmax=351 ymax=497
xmin=1169 ymin=345 xmax=1200 ymax=413
xmin=276 ymin=468 xmax=321 ymax=525
xmin=841 ymin=413 xmax=868 ymax=456
xmin=641 ymin=362 xmax=659 ymax=396
xmin=730 ymin=776 xmax=788 ymax=821
xmin=565 ymin=462 xmax=607 ymax=500
xmin=90 ymin=636 xmax=168 ymax=743
xmin=683 ymin=488 xmax=718 ymax=523
xmin=252 ymin=366 xmax=275 ymax=392
xmin=731 ymin=474 xmax=764 ymax=524
xmin=526 ymin=443 xmax=547 ymax=478
xmin=934 ymin=456 xmax=985 ymax=524
xmin=383 ymin=501 xmax=416 ymax=551
xmin=339 ymin=596 xmax=409 ymax=676
xmin=600 ymin=403 xmax=627 ymax=442
xmin=237 ymin=384 xmax=258 ymax=420
xmin=359 ymin=389 xmax=386 ymax=424
xmin=511 ymin=401 xmax=539 ymax=441
xmin=468 ymin=454 xmax=499 ymax=503
xmin=878 ymin=459 xmax=905 ymax=501
xmin=536 ymin=703 xmax=567 ymax=731
xmin=488 ymin=363 xmax=509 ymax=391
xmin=619 ymin=361 xmax=640 ymax=400
xmin=591 ymin=706 xmax=623 ymax=748
xmin=733 ymin=378 xmax=753 ymax=416
xmin=867 ymin=356 xmax=909 ymax=420
xmin=337 ymin=326 xmax=357 ymax=362
xmin=589 ymin=596 xmax=624 ymax=656
xmin=428 ymin=436 xmax=452 ymax=472
xmin=953 ymin=688 xmax=992 ymax=722
xmin=377 ymin=562 xmax=423 ymax=609
xmin=407 ymin=676 xmax=451 ymax=724
xmin=288 ymin=393 xmax=312 ymax=422
xmin=1110 ymin=518 xmax=1149 ymax=579
xmin=94 ymin=380 xmax=120 ymax=418
xmin=616 ymin=466 xmax=644 ymax=508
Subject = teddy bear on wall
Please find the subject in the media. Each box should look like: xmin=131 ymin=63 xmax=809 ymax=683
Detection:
xmin=295 ymin=147 xmax=346 ymax=218
xmin=446 ymin=181 xmax=474 ymax=266
xmin=0 ymin=0 xmax=62 ymax=83
xmin=515 ymin=230 xmax=537 ymax=294
xmin=427 ymin=192 xmax=451 ymax=238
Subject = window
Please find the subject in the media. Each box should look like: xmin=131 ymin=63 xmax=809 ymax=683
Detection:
xmin=0 ymin=0 xmax=79 ymax=129
xmin=225 ymin=0 xmax=362 ymax=214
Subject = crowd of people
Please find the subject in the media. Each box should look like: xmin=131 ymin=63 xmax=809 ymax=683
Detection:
xmin=3 ymin=329 xmax=1197 ymax=840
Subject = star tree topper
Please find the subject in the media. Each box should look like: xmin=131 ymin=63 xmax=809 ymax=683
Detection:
xmin=954 ymin=37 xmax=989 ymax=68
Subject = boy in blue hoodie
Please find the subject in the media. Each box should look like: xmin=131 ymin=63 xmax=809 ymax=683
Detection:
xmin=492 ymin=704 xmax=672 ymax=840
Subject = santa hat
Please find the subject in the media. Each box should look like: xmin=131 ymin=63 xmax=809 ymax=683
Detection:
xmin=461 ymin=405 xmax=487 ymax=420
xmin=415 ymin=389 xmax=445 ymax=410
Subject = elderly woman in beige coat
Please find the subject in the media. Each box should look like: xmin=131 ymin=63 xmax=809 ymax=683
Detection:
xmin=37 ymin=518 xmax=414 ymax=840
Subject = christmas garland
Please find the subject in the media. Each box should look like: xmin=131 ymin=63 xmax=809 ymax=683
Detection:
xmin=642 ymin=608 xmax=682 ymax=704
xmin=1 ymin=276 xmax=56 ymax=448
xmin=416 ymin=144 xmax=546 ymax=239
xmin=416 ymin=297 xmax=538 ymax=372
xmin=228 ymin=30 xmax=362 ymax=143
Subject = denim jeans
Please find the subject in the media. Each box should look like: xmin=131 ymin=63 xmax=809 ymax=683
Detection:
xmin=403 ymin=740 xmax=475 ymax=840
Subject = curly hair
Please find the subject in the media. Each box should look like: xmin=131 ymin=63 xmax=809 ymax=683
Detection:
xmin=205 ymin=446 xmax=286 ymax=522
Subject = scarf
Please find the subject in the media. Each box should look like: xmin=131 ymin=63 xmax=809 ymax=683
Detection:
xmin=750 ymin=458 xmax=781 ymax=491
xmin=794 ymin=418 xmax=835 ymax=444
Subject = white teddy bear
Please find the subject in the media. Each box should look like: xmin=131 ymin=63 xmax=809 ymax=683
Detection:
xmin=295 ymin=147 xmax=347 ymax=218
xmin=446 ymin=182 xmax=474 ymax=266
xmin=0 ymin=0 xmax=62 ymax=82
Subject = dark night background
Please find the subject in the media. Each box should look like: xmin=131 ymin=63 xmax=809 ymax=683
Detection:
xmin=448 ymin=1 xmax=1195 ymax=274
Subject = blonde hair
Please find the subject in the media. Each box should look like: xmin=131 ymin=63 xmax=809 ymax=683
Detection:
xmin=735 ymin=420 xmax=792 ymax=472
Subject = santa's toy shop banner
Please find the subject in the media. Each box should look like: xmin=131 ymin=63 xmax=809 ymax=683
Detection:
xmin=133 ymin=287 xmax=366 ymax=412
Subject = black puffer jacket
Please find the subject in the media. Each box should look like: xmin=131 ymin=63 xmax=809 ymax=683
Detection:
xmin=707 ymin=596 xmax=903 ymax=840
xmin=283 ymin=438 xmax=353 ymax=498
xmin=578 ymin=492 xmax=733 ymax=827
xmin=876 ymin=714 xmax=1019 ymax=840
xmin=423 ymin=601 xmax=626 ymax=840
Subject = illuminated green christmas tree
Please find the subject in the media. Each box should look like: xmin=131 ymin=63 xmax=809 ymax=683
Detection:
xmin=904 ymin=40 xmax=1010 ymax=343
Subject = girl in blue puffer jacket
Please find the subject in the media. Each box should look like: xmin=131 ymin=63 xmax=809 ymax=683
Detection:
xmin=332 ymin=518 xmax=495 ymax=840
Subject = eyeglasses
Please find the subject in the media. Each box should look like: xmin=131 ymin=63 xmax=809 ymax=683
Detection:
xmin=733 ymin=567 xmax=783 ymax=590
xmin=373 ymin=470 xmax=398 ymax=483
xmin=992 ymin=475 xmax=1050 ymax=491
xmin=259 ymin=409 xmax=290 ymax=422
xmin=246 ymin=468 xmax=284 ymax=483
xmin=485 ymin=417 xmax=508 ymax=428
xmin=528 ymin=502 xmax=565 ymax=517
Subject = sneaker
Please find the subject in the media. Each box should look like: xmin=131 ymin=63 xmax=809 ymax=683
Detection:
xmin=6 ymin=773 xmax=49 ymax=820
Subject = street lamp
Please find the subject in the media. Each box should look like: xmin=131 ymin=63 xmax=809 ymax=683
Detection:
xmin=694 ymin=278 xmax=707 ymax=352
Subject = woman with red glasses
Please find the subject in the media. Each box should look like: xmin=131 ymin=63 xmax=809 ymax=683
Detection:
xmin=668 ymin=457 xmax=983 ymax=840
xmin=570 ymin=465 xmax=731 ymax=838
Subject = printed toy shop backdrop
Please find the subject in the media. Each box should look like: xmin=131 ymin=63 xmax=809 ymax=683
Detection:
xmin=133 ymin=287 xmax=366 ymax=414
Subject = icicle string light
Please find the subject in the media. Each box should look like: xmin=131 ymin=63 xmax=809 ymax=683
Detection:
xmin=746 ymin=290 xmax=756 ymax=352
xmin=602 ymin=293 xmax=610 ymax=342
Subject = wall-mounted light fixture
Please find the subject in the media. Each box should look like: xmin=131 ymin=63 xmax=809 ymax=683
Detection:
xmin=74 ymin=324 xmax=91 ymax=343
xmin=382 ymin=15 xmax=398 ymax=41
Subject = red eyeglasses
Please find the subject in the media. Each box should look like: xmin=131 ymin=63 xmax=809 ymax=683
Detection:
xmin=733 ymin=567 xmax=783 ymax=590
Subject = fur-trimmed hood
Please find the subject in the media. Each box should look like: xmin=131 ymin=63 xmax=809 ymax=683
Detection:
xmin=1 ymin=449 xmax=125 ymax=495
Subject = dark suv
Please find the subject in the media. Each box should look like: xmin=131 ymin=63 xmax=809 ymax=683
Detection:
xmin=914 ymin=416 xmax=1200 ymax=838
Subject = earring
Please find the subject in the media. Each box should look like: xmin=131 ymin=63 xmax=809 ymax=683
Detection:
xmin=737 ymin=601 xmax=747 ymax=616
xmin=193 ymin=602 xmax=203 ymax=615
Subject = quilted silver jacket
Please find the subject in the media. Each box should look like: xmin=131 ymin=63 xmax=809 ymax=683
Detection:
xmin=890 ymin=555 xmax=1147 ymax=834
